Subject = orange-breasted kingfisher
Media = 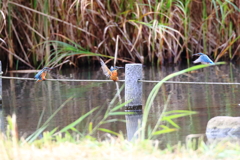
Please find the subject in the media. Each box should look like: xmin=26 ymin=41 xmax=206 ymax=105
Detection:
xmin=34 ymin=67 xmax=52 ymax=82
xmin=99 ymin=58 xmax=124 ymax=82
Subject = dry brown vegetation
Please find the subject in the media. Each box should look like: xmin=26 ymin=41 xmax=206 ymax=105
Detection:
xmin=0 ymin=0 xmax=239 ymax=69
xmin=1 ymin=135 xmax=240 ymax=160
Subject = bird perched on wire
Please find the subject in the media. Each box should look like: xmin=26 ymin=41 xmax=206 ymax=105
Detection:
xmin=99 ymin=58 xmax=124 ymax=82
xmin=193 ymin=53 xmax=215 ymax=64
xmin=34 ymin=67 xmax=53 ymax=82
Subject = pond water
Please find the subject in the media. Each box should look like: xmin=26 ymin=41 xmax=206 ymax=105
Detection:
xmin=1 ymin=64 xmax=240 ymax=146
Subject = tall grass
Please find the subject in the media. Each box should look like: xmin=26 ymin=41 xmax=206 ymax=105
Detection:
xmin=0 ymin=1 xmax=238 ymax=69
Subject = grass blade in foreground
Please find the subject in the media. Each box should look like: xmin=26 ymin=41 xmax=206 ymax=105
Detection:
xmin=25 ymin=97 xmax=73 ymax=143
xmin=56 ymin=107 xmax=99 ymax=134
xmin=141 ymin=62 xmax=226 ymax=140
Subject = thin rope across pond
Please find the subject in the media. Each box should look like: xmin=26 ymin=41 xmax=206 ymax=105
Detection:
xmin=0 ymin=76 xmax=118 ymax=82
xmin=139 ymin=80 xmax=240 ymax=85
xmin=1 ymin=76 xmax=240 ymax=85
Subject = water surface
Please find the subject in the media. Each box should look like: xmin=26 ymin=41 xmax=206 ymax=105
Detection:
xmin=2 ymin=64 xmax=240 ymax=145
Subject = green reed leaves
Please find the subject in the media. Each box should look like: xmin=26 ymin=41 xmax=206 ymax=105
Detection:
xmin=40 ymin=40 xmax=114 ymax=68
xmin=57 ymin=107 xmax=99 ymax=134
xmin=141 ymin=62 xmax=226 ymax=140
xmin=22 ymin=83 xmax=132 ymax=144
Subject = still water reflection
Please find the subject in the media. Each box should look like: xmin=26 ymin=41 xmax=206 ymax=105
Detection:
xmin=2 ymin=64 xmax=240 ymax=145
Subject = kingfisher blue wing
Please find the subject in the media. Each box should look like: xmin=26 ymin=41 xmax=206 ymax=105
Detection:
xmin=99 ymin=58 xmax=111 ymax=77
xmin=34 ymin=67 xmax=52 ymax=82
xmin=99 ymin=58 xmax=124 ymax=82
xmin=34 ymin=69 xmax=45 ymax=81
xmin=193 ymin=53 xmax=214 ymax=64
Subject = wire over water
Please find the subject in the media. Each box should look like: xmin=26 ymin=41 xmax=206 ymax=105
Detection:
xmin=1 ymin=76 xmax=240 ymax=85
xmin=138 ymin=80 xmax=240 ymax=85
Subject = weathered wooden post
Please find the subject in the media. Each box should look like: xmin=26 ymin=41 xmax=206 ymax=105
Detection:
xmin=0 ymin=61 xmax=2 ymax=104
xmin=125 ymin=63 xmax=143 ymax=141
xmin=125 ymin=63 xmax=143 ymax=110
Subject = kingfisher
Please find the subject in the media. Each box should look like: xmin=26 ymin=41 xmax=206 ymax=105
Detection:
xmin=99 ymin=58 xmax=124 ymax=82
xmin=193 ymin=53 xmax=215 ymax=64
xmin=34 ymin=67 xmax=52 ymax=82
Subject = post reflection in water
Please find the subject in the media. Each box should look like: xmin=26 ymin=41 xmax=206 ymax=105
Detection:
xmin=0 ymin=108 xmax=5 ymax=134
xmin=125 ymin=108 xmax=142 ymax=141
xmin=1 ymin=65 xmax=240 ymax=145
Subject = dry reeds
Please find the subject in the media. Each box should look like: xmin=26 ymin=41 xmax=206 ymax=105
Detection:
xmin=0 ymin=0 xmax=239 ymax=69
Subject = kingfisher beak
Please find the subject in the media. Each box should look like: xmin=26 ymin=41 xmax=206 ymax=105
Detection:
xmin=117 ymin=67 xmax=124 ymax=69
xmin=47 ymin=67 xmax=54 ymax=70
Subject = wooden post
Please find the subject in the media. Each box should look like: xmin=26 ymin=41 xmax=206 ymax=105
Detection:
xmin=125 ymin=64 xmax=142 ymax=110
xmin=125 ymin=63 xmax=143 ymax=141
xmin=0 ymin=61 xmax=2 ymax=104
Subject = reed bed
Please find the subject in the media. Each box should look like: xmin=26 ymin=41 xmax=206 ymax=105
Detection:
xmin=0 ymin=0 xmax=239 ymax=69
